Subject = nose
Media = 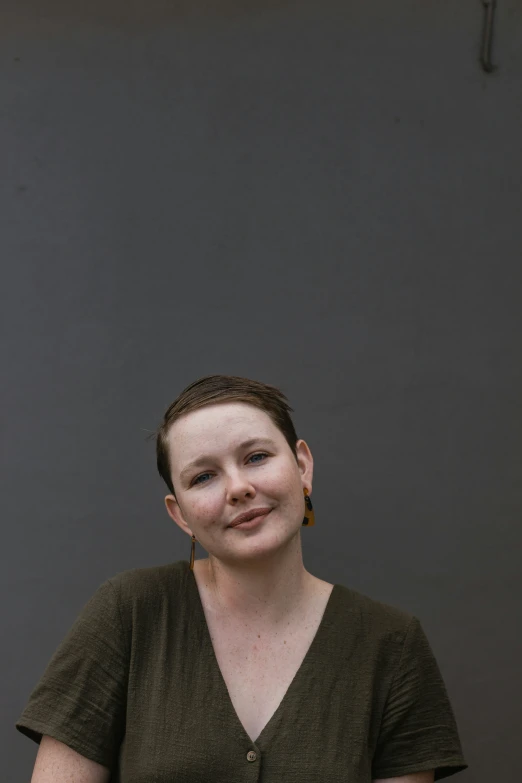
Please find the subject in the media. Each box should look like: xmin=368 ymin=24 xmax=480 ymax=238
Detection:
xmin=224 ymin=469 xmax=256 ymax=502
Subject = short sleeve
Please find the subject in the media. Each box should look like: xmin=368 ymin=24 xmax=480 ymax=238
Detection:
xmin=16 ymin=578 xmax=129 ymax=770
xmin=372 ymin=616 xmax=468 ymax=781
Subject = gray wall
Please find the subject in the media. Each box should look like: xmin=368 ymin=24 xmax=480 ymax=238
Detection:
xmin=3 ymin=1 xmax=521 ymax=780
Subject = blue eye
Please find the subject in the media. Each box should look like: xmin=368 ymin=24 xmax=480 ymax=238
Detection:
xmin=192 ymin=472 xmax=212 ymax=486
xmin=191 ymin=452 xmax=268 ymax=486
xmin=249 ymin=452 xmax=267 ymax=463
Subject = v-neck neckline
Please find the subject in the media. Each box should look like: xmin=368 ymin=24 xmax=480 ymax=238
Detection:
xmin=185 ymin=560 xmax=339 ymax=748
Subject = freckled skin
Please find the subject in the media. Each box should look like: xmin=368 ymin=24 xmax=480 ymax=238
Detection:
xmin=163 ymin=402 xmax=313 ymax=571
xmin=162 ymin=401 xmax=335 ymax=745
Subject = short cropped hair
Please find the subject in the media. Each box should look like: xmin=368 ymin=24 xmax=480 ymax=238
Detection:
xmin=155 ymin=374 xmax=299 ymax=497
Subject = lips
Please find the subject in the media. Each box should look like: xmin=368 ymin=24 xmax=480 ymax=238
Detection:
xmin=228 ymin=507 xmax=272 ymax=528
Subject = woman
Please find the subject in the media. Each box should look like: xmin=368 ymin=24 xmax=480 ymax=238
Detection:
xmin=17 ymin=374 xmax=468 ymax=782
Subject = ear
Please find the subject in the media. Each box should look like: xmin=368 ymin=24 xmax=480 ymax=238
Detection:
xmin=295 ymin=439 xmax=314 ymax=493
xmin=164 ymin=494 xmax=194 ymax=538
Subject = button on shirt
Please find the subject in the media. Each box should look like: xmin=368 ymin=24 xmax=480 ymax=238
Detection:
xmin=16 ymin=560 xmax=467 ymax=782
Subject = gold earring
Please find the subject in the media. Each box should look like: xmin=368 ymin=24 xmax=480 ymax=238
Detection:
xmin=189 ymin=535 xmax=196 ymax=570
xmin=302 ymin=487 xmax=315 ymax=526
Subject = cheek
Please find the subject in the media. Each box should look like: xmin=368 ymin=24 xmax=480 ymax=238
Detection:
xmin=265 ymin=465 xmax=299 ymax=499
xmin=191 ymin=494 xmax=222 ymax=525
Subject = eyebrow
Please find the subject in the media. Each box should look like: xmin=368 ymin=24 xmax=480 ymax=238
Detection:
xmin=179 ymin=437 xmax=277 ymax=483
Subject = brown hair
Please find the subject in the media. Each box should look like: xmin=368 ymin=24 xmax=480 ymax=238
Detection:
xmin=155 ymin=374 xmax=299 ymax=497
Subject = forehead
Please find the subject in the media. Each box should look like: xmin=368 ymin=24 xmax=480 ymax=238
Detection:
xmin=167 ymin=402 xmax=281 ymax=466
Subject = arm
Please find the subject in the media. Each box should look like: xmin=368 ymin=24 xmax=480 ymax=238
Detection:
xmin=373 ymin=773 xmax=434 ymax=783
xmin=31 ymin=736 xmax=110 ymax=783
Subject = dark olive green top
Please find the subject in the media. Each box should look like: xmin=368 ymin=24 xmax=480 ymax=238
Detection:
xmin=16 ymin=560 xmax=467 ymax=782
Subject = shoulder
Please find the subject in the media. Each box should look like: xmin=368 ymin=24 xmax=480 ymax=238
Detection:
xmin=108 ymin=559 xmax=187 ymax=587
xmin=334 ymin=583 xmax=414 ymax=630
xmin=329 ymin=583 xmax=417 ymax=659
xmin=103 ymin=560 xmax=189 ymax=612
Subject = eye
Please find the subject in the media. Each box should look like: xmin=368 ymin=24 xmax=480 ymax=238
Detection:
xmin=248 ymin=451 xmax=268 ymax=464
xmin=191 ymin=452 xmax=269 ymax=487
xmin=192 ymin=472 xmax=212 ymax=486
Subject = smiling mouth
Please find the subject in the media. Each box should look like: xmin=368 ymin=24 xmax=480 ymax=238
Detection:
xmin=228 ymin=509 xmax=272 ymax=529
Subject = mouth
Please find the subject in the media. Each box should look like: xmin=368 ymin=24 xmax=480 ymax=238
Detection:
xmin=228 ymin=507 xmax=272 ymax=529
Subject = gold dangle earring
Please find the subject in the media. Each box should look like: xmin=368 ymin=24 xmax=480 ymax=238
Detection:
xmin=189 ymin=535 xmax=196 ymax=570
xmin=302 ymin=487 xmax=315 ymax=526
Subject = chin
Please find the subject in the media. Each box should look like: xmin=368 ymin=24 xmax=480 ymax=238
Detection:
xmin=236 ymin=530 xmax=299 ymax=560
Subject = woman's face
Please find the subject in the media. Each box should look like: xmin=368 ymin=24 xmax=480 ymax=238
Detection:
xmin=164 ymin=402 xmax=313 ymax=565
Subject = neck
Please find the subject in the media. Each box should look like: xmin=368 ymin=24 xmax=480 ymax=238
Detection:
xmin=194 ymin=535 xmax=314 ymax=626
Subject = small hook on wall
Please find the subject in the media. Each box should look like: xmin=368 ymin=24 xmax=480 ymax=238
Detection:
xmin=480 ymin=0 xmax=497 ymax=73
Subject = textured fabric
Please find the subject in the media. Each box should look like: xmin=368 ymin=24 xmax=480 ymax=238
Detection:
xmin=16 ymin=560 xmax=467 ymax=782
